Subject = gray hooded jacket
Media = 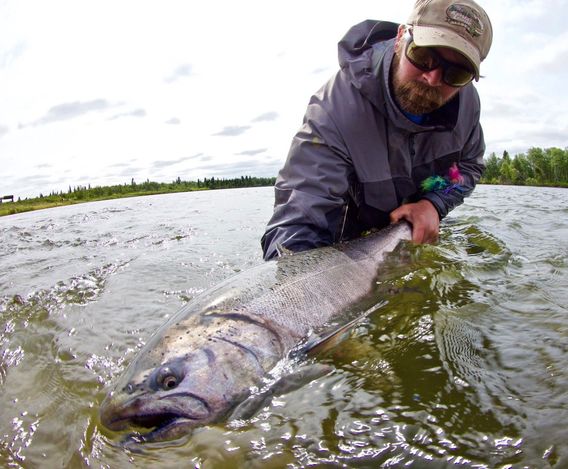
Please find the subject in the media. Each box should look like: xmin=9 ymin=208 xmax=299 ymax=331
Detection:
xmin=261 ymin=20 xmax=485 ymax=260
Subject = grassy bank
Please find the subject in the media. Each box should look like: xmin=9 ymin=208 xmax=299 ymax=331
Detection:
xmin=0 ymin=199 xmax=77 ymax=216
xmin=0 ymin=190 xmax=197 ymax=217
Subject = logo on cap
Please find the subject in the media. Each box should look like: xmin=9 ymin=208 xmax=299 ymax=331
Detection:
xmin=446 ymin=4 xmax=484 ymax=37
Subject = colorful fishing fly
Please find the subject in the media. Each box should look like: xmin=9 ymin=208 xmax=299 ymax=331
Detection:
xmin=420 ymin=163 xmax=464 ymax=195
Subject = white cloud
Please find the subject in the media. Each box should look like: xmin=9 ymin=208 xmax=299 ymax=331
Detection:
xmin=521 ymin=32 xmax=568 ymax=73
xmin=27 ymin=100 xmax=114 ymax=126
xmin=164 ymin=64 xmax=193 ymax=84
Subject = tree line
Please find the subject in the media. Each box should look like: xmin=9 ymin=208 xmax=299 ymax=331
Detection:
xmin=479 ymin=147 xmax=568 ymax=187
xmin=16 ymin=147 xmax=568 ymax=203
xmin=31 ymin=175 xmax=277 ymax=202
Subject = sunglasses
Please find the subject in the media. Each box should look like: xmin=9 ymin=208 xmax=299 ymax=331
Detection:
xmin=403 ymin=30 xmax=475 ymax=88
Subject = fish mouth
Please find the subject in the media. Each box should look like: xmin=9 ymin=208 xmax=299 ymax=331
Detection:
xmin=100 ymin=392 xmax=211 ymax=442
xmin=129 ymin=411 xmax=187 ymax=430
xmin=125 ymin=414 xmax=199 ymax=446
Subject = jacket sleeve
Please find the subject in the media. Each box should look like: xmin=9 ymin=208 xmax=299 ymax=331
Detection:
xmin=421 ymin=95 xmax=486 ymax=219
xmin=261 ymin=95 xmax=353 ymax=260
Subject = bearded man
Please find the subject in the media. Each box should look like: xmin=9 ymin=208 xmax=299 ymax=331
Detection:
xmin=261 ymin=0 xmax=493 ymax=260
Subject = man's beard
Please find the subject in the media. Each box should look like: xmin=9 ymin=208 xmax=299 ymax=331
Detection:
xmin=391 ymin=51 xmax=448 ymax=115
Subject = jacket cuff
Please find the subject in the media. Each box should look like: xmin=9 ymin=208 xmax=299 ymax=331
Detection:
xmin=421 ymin=193 xmax=446 ymax=220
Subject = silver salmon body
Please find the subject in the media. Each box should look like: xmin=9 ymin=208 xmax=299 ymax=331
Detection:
xmin=99 ymin=222 xmax=412 ymax=443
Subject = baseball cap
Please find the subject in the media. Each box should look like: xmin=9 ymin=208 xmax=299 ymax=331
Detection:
xmin=407 ymin=0 xmax=493 ymax=80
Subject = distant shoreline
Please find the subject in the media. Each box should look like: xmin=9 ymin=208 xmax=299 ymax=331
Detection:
xmin=0 ymin=177 xmax=277 ymax=217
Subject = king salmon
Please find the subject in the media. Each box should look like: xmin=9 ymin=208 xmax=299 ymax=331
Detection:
xmin=99 ymin=221 xmax=412 ymax=443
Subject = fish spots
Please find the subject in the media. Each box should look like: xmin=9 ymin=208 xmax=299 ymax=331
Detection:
xmin=202 ymin=311 xmax=286 ymax=355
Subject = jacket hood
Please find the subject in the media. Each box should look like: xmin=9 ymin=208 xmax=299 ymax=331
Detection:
xmin=338 ymin=20 xmax=460 ymax=133
xmin=338 ymin=20 xmax=399 ymax=69
xmin=337 ymin=20 xmax=398 ymax=107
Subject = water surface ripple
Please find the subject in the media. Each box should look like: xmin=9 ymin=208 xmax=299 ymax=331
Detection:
xmin=0 ymin=186 xmax=566 ymax=468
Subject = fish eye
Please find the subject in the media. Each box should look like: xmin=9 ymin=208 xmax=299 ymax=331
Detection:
xmin=155 ymin=366 xmax=182 ymax=391
xmin=162 ymin=375 xmax=178 ymax=390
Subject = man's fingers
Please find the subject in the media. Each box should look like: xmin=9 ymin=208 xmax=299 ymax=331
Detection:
xmin=389 ymin=210 xmax=401 ymax=223
xmin=412 ymin=225 xmax=424 ymax=243
xmin=390 ymin=206 xmax=409 ymax=224
xmin=389 ymin=201 xmax=439 ymax=244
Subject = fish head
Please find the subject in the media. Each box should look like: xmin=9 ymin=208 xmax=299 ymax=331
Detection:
xmin=99 ymin=320 xmax=270 ymax=443
xmin=100 ymin=350 xmax=219 ymax=442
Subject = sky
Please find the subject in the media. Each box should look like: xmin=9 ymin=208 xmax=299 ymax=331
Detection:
xmin=0 ymin=0 xmax=567 ymax=199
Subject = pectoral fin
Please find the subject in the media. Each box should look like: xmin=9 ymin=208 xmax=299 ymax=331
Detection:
xmin=276 ymin=243 xmax=295 ymax=257
xmin=295 ymin=302 xmax=386 ymax=358
xmin=229 ymin=363 xmax=333 ymax=421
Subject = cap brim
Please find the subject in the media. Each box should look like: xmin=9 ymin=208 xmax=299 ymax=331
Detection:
xmin=411 ymin=25 xmax=481 ymax=80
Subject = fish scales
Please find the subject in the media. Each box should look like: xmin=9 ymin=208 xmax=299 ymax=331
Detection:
xmin=243 ymin=255 xmax=377 ymax=332
xmin=242 ymin=224 xmax=410 ymax=333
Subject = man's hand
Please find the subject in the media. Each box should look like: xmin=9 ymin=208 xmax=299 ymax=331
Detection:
xmin=390 ymin=199 xmax=440 ymax=244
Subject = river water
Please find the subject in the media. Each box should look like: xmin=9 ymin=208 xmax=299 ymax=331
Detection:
xmin=0 ymin=185 xmax=567 ymax=468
